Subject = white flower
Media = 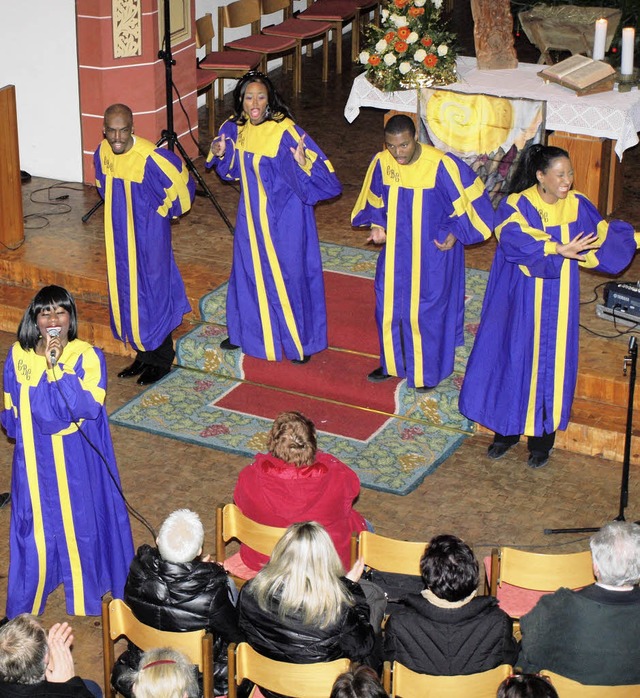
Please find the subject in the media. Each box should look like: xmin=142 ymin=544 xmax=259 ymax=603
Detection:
xmin=390 ymin=13 xmax=409 ymax=27
xmin=381 ymin=8 xmax=389 ymax=20
xmin=406 ymin=31 xmax=419 ymax=44
xmin=437 ymin=43 xmax=448 ymax=56
xmin=359 ymin=51 xmax=371 ymax=64
xmin=414 ymin=0 xmax=426 ymax=6
xmin=413 ymin=48 xmax=427 ymax=62
xmin=384 ymin=53 xmax=398 ymax=65
xmin=432 ymin=0 xmax=443 ymax=8
xmin=399 ymin=61 xmax=411 ymax=75
xmin=375 ymin=39 xmax=388 ymax=52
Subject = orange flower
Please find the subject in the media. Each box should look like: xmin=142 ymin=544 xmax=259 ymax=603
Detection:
xmin=421 ymin=37 xmax=433 ymax=47
xmin=394 ymin=0 xmax=409 ymax=7
xmin=408 ymin=6 xmax=425 ymax=16
xmin=424 ymin=53 xmax=438 ymax=67
xmin=394 ymin=41 xmax=409 ymax=53
xmin=369 ymin=54 xmax=381 ymax=65
xmin=397 ymin=26 xmax=411 ymax=40
xmin=384 ymin=31 xmax=396 ymax=42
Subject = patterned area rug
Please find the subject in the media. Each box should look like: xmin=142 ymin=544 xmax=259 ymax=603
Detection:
xmin=110 ymin=242 xmax=488 ymax=495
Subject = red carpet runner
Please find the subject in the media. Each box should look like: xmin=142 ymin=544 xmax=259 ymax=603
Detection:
xmin=215 ymin=272 xmax=402 ymax=440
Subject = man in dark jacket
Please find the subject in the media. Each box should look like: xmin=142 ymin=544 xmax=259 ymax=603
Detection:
xmin=111 ymin=509 xmax=242 ymax=697
xmin=519 ymin=520 xmax=640 ymax=685
xmin=384 ymin=534 xmax=518 ymax=675
xmin=0 ymin=616 xmax=99 ymax=698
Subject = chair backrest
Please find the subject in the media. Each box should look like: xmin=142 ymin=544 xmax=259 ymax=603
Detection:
xmin=221 ymin=0 xmax=262 ymax=31
xmin=228 ymin=642 xmax=351 ymax=698
xmin=215 ymin=502 xmax=287 ymax=561
xmin=385 ymin=661 xmax=512 ymax=698
xmin=490 ymin=546 xmax=595 ymax=593
xmin=261 ymin=0 xmax=291 ymax=17
xmin=541 ymin=670 xmax=640 ymax=697
xmin=195 ymin=13 xmax=215 ymax=50
xmin=101 ymin=596 xmax=214 ymax=698
xmin=356 ymin=530 xmax=426 ymax=577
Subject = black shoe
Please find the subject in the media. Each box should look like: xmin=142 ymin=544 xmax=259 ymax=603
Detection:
xmin=220 ymin=337 xmax=240 ymax=351
xmin=291 ymin=355 xmax=311 ymax=365
xmin=136 ymin=365 xmax=171 ymax=385
xmin=117 ymin=359 xmax=145 ymax=378
xmin=528 ymin=451 xmax=551 ymax=469
xmin=0 ymin=493 xmax=10 ymax=510
xmin=368 ymin=367 xmax=391 ymax=382
xmin=415 ymin=385 xmax=436 ymax=393
xmin=487 ymin=441 xmax=517 ymax=460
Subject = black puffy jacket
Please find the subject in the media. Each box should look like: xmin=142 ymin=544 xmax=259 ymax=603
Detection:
xmin=383 ymin=593 xmax=519 ymax=676
xmin=111 ymin=544 xmax=242 ymax=697
xmin=238 ymin=578 xmax=377 ymax=697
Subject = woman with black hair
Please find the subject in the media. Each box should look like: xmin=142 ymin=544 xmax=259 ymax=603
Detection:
xmin=1 ymin=285 xmax=134 ymax=618
xmin=206 ymin=72 xmax=342 ymax=364
xmin=460 ymin=144 xmax=639 ymax=469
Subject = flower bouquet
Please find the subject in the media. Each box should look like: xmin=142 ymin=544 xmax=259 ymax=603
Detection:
xmin=359 ymin=0 xmax=458 ymax=91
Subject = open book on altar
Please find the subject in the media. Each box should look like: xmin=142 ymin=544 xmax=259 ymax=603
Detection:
xmin=538 ymin=54 xmax=616 ymax=96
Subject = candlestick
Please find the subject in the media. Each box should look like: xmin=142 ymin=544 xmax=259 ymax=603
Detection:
xmin=621 ymin=27 xmax=636 ymax=76
xmin=592 ymin=18 xmax=607 ymax=61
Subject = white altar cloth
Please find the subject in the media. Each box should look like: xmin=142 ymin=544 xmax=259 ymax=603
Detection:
xmin=344 ymin=56 xmax=640 ymax=159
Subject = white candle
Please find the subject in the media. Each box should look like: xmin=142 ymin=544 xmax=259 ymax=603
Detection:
xmin=621 ymin=27 xmax=636 ymax=75
xmin=592 ymin=18 xmax=607 ymax=61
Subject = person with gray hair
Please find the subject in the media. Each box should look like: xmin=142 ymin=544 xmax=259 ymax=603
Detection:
xmin=111 ymin=509 xmax=241 ymax=698
xmin=519 ymin=521 xmax=640 ymax=685
xmin=0 ymin=615 xmax=100 ymax=697
xmin=133 ymin=648 xmax=198 ymax=698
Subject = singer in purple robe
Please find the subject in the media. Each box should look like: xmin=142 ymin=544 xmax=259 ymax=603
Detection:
xmin=1 ymin=286 xmax=134 ymax=618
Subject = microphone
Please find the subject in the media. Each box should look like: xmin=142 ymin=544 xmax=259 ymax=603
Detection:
xmin=46 ymin=327 xmax=60 ymax=366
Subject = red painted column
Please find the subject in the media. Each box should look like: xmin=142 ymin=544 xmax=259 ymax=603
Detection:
xmin=77 ymin=0 xmax=198 ymax=184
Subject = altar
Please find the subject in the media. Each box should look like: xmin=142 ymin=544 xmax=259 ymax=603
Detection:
xmin=345 ymin=57 xmax=640 ymax=214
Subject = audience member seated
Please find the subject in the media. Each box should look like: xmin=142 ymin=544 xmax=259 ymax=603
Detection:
xmin=330 ymin=665 xmax=389 ymax=698
xmin=0 ymin=615 xmax=101 ymax=698
xmin=112 ymin=509 xmax=242 ymax=697
xmin=132 ymin=648 xmax=198 ymax=698
xmin=519 ymin=520 xmax=640 ymax=685
xmin=232 ymin=411 xmax=368 ymax=574
xmin=238 ymin=522 xmax=379 ymax=697
xmin=383 ymin=534 xmax=518 ymax=675
xmin=496 ymin=673 xmax=558 ymax=698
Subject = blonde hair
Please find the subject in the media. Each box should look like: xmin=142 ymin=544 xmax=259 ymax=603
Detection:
xmin=133 ymin=648 xmax=198 ymax=698
xmin=267 ymin=412 xmax=317 ymax=466
xmin=249 ymin=521 xmax=352 ymax=628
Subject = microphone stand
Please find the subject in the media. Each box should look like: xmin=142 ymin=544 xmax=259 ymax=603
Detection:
xmin=545 ymin=335 xmax=638 ymax=535
xmin=83 ymin=0 xmax=234 ymax=233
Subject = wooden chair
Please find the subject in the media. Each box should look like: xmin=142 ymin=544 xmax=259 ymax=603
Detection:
xmin=227 ymin=642 xmax=351 ymax=698
xmin=260 ymin=0 xmax=331 ymax=90
xmin=541 ymin=670 xmax=640 ymax=697
xmin=195 ymin=12 xmax=262 ymax=128
xmin=101 ymin=595 xmax=214 ymax=698
xmin=383 ymin=661 xmax=512 ymax=698
xmin=215 ymin=502 xmax=287 ymax=588
xmin=352 ymin=530 xmax=426 ymax=576
xmin=484 ymin=546 xmax=595 ymax=637
xmin=297 ymin=0 xmax=359 ymax=75
xmin=218 ymin=0 xmax=301 ymax=93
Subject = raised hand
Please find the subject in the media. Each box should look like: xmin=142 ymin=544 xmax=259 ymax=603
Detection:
xmin=346 ymin=557 xmax=365 ymax=583
xmin=291 ymin=133 xmax=307 ymax=166
xmin=211 ymin=136 xmax=226 ymax=158
xmin=556 ymin=232 xmax=599 ymax=260
xmin=45 ymin=622 xmax=75 ymax=683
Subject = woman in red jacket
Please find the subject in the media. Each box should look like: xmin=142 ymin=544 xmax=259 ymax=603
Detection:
xmin=231 ymin=411 xmax=368 ymax=575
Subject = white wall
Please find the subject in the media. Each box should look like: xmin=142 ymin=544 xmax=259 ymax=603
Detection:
xmin=0 ymin=1 xmax=82 ymax=182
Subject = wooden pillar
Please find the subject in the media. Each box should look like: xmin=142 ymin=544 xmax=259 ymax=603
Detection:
xmin=0 ymin=85 xmax=25 ymax=250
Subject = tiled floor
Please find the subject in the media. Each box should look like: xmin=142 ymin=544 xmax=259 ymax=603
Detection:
xmin=1 ymin=5 xmax=640 ymax=688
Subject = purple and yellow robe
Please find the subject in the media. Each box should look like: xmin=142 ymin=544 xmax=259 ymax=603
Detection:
xmin=2 ymin=340 xmax=134 ymax=617
xmin=351 ymin=145 xmax=493 ymax=388
xmin=459 ymin=187 xmax=638 ymax=436
xmin=94 ymin=137 xmax=194 ymax=352
xmin=206 ymin=117 xmax=342 ymax=361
